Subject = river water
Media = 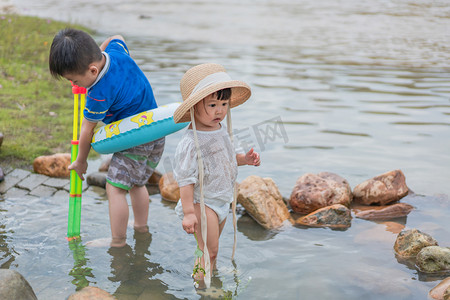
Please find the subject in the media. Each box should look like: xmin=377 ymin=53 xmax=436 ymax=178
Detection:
xmin=1 ymin=0 xmax=450 ymax=299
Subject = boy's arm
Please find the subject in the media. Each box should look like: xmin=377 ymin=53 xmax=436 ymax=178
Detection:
xmin=99 ymin=35 xmax=125 ymax=51
xmin=180 ymin=184 xmax=197 ymax=234
xmin=68 ymin=118 xmax=97 ymax=180
xmin=237 ymin=148 xmax=261 ymax=166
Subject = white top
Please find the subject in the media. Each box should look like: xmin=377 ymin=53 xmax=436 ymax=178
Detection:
xmin=173 ymin=124 xmax=240 ymax=208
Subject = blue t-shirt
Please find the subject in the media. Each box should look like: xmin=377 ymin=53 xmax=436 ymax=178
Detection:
xmin=83 ymin=39 xmax=157 ymax=124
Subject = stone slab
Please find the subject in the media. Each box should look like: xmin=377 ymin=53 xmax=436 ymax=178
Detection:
xmin=4 ymin=187 xmax=30 ymax=198
xmin=17 ymin=173 xmax=49 ymax=191
xmin=2 ymin=166 xmax=14 ymax=175
xmin=52 ymin=190 xmax=69 ymax=199
xmin=43 ymin=177 xmax=70 ymax=189
xmin=29 ymin=185 xmax=57 ymax=198
xmin=8 ymin=169 xmax=31 ymax=180
xmin=0 ymin=169 xmax=32 ymax=194
xmin=0 ymin=176 xmax=22 ymax=194
xmin=63 ymin=182 xmax=71 ymax=192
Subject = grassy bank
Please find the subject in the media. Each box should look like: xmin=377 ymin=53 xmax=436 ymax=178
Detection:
xmin=0 ymin=14 xmax=93 ymax=169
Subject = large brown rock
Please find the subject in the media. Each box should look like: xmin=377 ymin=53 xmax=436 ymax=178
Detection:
xmin=353 ymin=203 xmax=414 ymax=220
xmin=159 ymin=172 xmax=180 ymax=202
xmin=429 ymin=277 xmax=450 ymax=300
xmin=33 ymin=153 xmax=71 ymax=178
xmin=393 ymin=228 xmax=438 ymax=258
xmin=353 ymin=170 xmax=409 ymax=205
xmin=289 ymin=172 xmax=352 ymax=214
xmin=237 ymin=175 xmax=291 ymax=230
xmin=295 ymin=204 xmax=352 ymax=229
xmin=148 ymin=170 xmax=162 ymax=185
xmin=67 ymin=286 xmax=115 ymax=299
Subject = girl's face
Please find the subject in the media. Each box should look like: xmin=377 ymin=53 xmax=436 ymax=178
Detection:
xmin=193 ymin=93 xmax=229 ymax=131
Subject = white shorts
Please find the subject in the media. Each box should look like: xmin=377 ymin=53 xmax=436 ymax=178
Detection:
xmin=175 ymin=199 xmax=230 ymax=224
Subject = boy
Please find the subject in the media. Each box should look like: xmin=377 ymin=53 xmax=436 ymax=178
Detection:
xmin=49 ymin=28 xmax=165 ymax=247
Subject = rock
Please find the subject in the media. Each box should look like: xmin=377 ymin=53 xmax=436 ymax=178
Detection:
xmin=394 ymin=229 xmax=438 ymax=258
xmin=98 ymin=155 xmax=112 ymax=172
xmin=353 ymin=170 xmax=409 ymax=205
xmin=416 ymin=246 xmax=450 ymax=273
xmin=0 ymin=269 xmax=37 ymax=300
xmin=87 ymin=172 xmax=107 ymax=188
xmin=353 ymin=203 xmax=414 ymax=220
xmin=0 ymin=132 xmax=3 ymax=147
xmin=429 ymin=277 xmax=450 ymax=300
xmin=33 ymin=153 xmax=71 ymax=178
xmin=289 ymin=172 xmax=352 ymax=214
xmin=237 ymin=175 xmax=291 ymax=230
xmin=148 ymin=170 xmax=162 ymax=185
xmin=159 ymin=172 xmax=180 ymax=202
xmin=67 ymin=286 xmax=115 ymax=299
xmin=0 ymin=167 xmax=4 ymax=183
xmin=295 ymin=204 xmax=352 ymax=229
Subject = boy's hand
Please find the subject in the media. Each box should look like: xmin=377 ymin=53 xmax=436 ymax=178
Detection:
xmin=244 ymin=148 xmax=261 ymax=166
xmin=68 ymin=160 xmax=88 ymax=181
xmin=182 ymin=213 xmax=198 ymax=234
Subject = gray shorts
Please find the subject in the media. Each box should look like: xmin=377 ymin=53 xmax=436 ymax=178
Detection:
xmin=106 ymin=137 xmax=165 ymax=190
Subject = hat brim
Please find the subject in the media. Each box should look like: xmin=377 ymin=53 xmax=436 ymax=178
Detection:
xmin=173 ymin=80 xmax=251 ymax=123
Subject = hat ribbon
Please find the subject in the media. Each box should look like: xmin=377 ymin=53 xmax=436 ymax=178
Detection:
xmin=190 ymin=72 xmax=232 ymax=96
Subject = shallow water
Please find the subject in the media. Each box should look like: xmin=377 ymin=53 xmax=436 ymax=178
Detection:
xmin=2 ymin=0 xmax=450 ymax=299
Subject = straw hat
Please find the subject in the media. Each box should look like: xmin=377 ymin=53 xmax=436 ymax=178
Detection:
xmin=173 ymin=63 xmax=251 ymax=123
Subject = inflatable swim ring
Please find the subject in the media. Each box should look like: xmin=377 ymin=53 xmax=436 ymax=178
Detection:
xmin=91 ymin=102 xmax=188 ymax=154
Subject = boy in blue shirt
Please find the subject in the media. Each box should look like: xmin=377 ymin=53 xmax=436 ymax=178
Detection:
xmin=49 ymin=28 xmax=165 ymax=247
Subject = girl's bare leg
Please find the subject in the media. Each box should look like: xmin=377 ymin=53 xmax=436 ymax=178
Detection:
xmin=194 ymin=204 xmax=227 ymax=278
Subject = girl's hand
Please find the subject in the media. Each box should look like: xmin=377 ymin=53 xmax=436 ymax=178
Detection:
xmin=244 ymin=148 xmax=261 ymax=166
xmin=182 ymin=213 xmax=198 ymax=234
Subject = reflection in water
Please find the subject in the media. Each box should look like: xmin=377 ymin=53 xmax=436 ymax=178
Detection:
xmin=0 ymin=224 xmax=15 ymax=269
xmin=68 ymin=240 xmax=95 ymax=290
xmin=108 ymin=230 xmax=172 ymax=299
xmin=237 ymin=214 xmax=278 ymax=241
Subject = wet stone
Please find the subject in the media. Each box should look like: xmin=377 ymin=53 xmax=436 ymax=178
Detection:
xmin=17 ymin=173 xmax=49 ymax=191
xmin=87 ymin=172 xmax=107 ymax=188
xmin=0 ymin=269 xmax=38 ymax=300
xmin=29 ymin=185 xmax=57 ymax=197
xmin=43 ymin=177 xmax=70 ymax=189
xmin=84 ymin=186 xmax=107 ymax=199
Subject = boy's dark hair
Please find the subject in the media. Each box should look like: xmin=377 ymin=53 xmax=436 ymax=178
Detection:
xmin=49 ymin=28 xmax=103 ymax=79
xmin=216 ymin=88 xmax=231 ymax=100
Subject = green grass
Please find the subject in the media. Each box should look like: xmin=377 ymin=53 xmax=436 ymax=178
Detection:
xmin=0 ymin=14 xmax=95 ymax=169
